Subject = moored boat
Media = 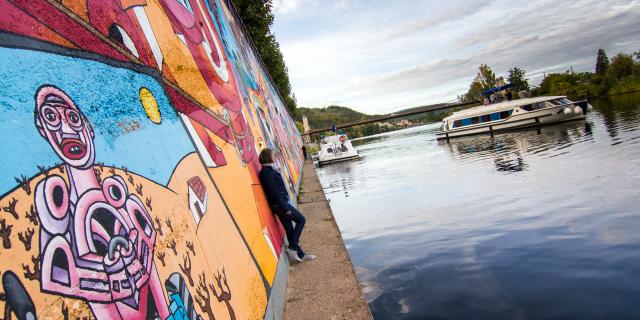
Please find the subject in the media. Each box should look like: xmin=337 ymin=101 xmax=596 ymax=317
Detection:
xmin=436 ymin=96 xmax=592 ymax=139
xmin=318 ymin=134 xmax=359 ymax=165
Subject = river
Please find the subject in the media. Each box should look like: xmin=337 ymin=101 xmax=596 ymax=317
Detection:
xmin=316 ymin=93 xmax=640 ymax=319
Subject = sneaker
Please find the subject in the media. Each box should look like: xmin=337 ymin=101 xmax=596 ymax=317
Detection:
xmin=286 ymin=248 xmax=299 ymax=261
xmin=300 ymin=254 xmax=317 ymax=261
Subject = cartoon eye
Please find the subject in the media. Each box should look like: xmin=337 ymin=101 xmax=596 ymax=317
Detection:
xmin=45 ymin=110 xmax=56 ymax=121
xmin=66 ymin=109 xmax=83 ymax=129
xmin=69 ymin=111 xmax=79 ymax=123
xmin=42 ymin=106 xmax=60 ymax=125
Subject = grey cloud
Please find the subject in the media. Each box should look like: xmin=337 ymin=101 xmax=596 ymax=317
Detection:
xmin=354 ymin=58 xmax=475 ymax=93
xmin=371 ymin=0 xmax=491 ymax=43
xmin=279 ymin=0 xmax=640 ymax=113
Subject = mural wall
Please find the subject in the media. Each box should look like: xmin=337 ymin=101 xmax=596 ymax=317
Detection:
xmin=0 ymin=0 xmax=303 ymax=319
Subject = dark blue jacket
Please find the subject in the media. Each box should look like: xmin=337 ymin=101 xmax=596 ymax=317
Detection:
xmin=259 ymin=165 xmax=290 ymax=214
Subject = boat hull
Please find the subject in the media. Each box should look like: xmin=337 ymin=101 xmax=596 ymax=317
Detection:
xmin=318 ymin=154 xmax=360 ymax=166
xmin=436 ymin=106 xmax=586 ymax=139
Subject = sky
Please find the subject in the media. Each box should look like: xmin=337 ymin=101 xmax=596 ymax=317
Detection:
xmin=272 ymin=0 xmax=640 ymax=114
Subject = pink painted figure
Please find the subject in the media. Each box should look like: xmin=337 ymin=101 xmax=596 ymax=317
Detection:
xmin=33 ymin=85 xmax=169 ymax=319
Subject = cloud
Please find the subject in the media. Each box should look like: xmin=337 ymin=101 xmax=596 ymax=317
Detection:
xmin=370 ymin=0 xmax=490 ymax=44
xmin=273 ymin=0 xmax=640 ymax=113
xmin=272 ymin=0 xmax=313 ymax=14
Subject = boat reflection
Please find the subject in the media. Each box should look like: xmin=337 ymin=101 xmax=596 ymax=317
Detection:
xmin=438 ymin=121 xmax=593 ymax=172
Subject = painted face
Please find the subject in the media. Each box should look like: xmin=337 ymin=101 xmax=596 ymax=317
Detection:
xmin=35 ymin=86 xmax=95 ymax=169
xmin=33 ymin=87 xmax=159 ymax=315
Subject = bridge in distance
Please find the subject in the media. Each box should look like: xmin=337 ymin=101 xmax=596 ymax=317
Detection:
xmin=303 ymin=100 xmax=480 ymax=135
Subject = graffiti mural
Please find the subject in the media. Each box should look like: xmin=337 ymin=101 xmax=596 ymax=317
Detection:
xmin=0 ymin=0 xmax=303 ymax=318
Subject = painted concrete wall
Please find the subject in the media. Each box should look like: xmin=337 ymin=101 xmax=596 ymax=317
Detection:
xmin=0 ymin=0 xmax=303 ymax=319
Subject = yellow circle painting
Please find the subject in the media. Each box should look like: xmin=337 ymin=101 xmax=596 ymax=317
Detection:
xmin=139 ymin=87 xmax=161 ymax=124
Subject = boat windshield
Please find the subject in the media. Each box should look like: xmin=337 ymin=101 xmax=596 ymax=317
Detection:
xmin=521 ymin=102 xmax=546 ymax=111
xmin=549 ymin=98 xmax=573 ymax=106
xmin=559 ymin=98 xmax=573 ymax=104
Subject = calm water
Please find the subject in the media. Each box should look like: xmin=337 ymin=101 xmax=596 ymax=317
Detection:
xmin=316 ymin=94 xmax=640 ymax=320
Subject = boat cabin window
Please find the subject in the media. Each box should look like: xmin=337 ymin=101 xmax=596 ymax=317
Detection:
xmin=451 ymin=110 xmax=513 ymax=128
xmin=522 ymin=103 xmax=545 ymax=111
xmin=499 ymin=110 xmax=513 ymax=119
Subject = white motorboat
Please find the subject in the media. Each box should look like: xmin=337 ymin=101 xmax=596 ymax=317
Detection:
xmin=436 ymin=96 xmax=592 ymax=139
xmin=318 ymin=134 xmax=359 ymax=165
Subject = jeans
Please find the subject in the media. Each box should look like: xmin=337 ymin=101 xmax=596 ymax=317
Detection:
xmin=278 ymin=204 xmax=306 ymax=258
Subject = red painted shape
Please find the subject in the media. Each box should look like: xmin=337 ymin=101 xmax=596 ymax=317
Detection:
xmin=86 ymin=0 xmax=158 ymax=68
xmin=0 ymin=1 xmax=77 ymax=48
xmin=187 ymin=176 xmax=207 ymax=201
xmin=190 ymin=119 xmax=228 ymax=166
xmin=164 ymin=84 xmax=233 ymax=144
xmin=9 ymin=0 xmax=129 ymax=62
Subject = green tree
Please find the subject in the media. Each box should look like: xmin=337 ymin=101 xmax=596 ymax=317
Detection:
xmin=458 ymin=64 xmax=496 ymax=102
xmin=231 ymin=0 xmax=297 ymax=113
xmin=595 ymin=49 xmax=609 ymax=75
xmin=537 ymin=71 xmax=592 ymax=99
xmin=508 ymin=67 xmax=530 ymax=92
xmin=467 ymin=81 xmax=484 ymax=101
xmin=607 ymin=53 xmax=635 ymax=79
xmin=477 ymin=64 xmax=497 ymax=90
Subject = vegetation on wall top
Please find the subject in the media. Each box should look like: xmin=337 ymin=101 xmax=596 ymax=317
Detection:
xmin=231 ymin=0 xmax=297 ymax=114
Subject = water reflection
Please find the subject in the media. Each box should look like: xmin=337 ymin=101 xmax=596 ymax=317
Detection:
xmin=438 ymin=121 xmax=595 ymax=173
xmin=317 ymin=93 xmax=640 ymax=320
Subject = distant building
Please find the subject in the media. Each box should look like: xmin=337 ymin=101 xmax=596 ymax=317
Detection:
xmin=398 ymin=120 xmax=412 ymax=127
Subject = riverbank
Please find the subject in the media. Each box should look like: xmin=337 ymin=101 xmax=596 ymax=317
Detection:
xmin=284 ymin=160 xmax=372 ymax=320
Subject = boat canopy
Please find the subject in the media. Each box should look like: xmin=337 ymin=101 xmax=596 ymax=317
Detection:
xmin=481 ymin=84 xmax=513 ymax=96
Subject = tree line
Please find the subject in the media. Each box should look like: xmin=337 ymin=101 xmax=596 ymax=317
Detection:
xmin=459 ymin=49 xmax=640 ymax=102
xmin=293 ymin=106 xmax=396 ymax=139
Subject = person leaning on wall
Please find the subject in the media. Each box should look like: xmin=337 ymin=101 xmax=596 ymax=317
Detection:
xmin=258 ymin=148 xmax=316 ymax=262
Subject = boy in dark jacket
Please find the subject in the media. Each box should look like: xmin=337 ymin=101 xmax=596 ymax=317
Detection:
xmin=259 ymin=148 xmax=316 ymax=262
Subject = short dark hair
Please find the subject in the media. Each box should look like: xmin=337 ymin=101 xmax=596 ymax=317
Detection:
xmin=259 ymin=148 xmax=274 ymax=164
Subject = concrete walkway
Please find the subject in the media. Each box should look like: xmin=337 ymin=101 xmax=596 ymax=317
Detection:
xmin=284 ymin=160 xmax=372 ymax=320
